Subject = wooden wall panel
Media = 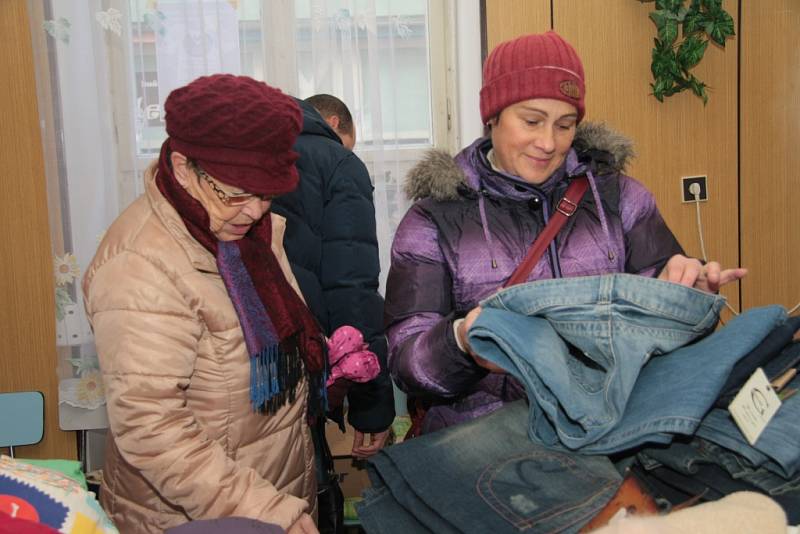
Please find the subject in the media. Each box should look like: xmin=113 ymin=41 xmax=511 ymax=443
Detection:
xmin=740 ymin=1 xmax=800 ymax=313
xmin=559 ymin=1 xmax=740 ymax=311
xmin=485 ymin=0 xmax=550 ymax=51
xmin=0 ymin=0 xmax=77 ymax=459
xmin=557 ymin=1 xmax=740 ymax=316
xmin=486 ymin=1 xmax=741 ymax=316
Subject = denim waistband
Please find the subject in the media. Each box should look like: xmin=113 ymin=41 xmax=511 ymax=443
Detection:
xmin=482 ymin=274 xmax=724 ymax=328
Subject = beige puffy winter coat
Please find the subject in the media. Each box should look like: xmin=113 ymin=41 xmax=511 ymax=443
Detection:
xmin=83 ymin=165 xmax=316 ymax=534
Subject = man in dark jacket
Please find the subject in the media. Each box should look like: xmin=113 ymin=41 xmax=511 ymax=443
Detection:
xmin=304 ymin=94 xmax=356 ymax=150
xmin=272 ymin=95 xmax=395 ymax=454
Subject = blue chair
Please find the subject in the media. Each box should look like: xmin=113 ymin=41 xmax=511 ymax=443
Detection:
xmin=0 ymin=391 xmax=44 ymax=458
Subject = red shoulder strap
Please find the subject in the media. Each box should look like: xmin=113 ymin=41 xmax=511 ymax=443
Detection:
xmin=503 ymin=176 xmax=589 ymax=288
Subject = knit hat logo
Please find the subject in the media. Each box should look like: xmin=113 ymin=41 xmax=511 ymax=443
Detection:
xmin=559 ymin=80 xmax=581 ymax=99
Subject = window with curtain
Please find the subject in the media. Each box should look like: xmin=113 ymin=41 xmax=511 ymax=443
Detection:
xmin=29 ymin=0 xmax=453 ymax=431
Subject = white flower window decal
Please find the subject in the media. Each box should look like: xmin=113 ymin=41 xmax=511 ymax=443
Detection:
xmin=54 ymin=252 xmax=80 ymax=321
xmin=95 ymin=8 xmax=123 ymax=37
xmin=43 ymin=17 xmax=71 ymax=44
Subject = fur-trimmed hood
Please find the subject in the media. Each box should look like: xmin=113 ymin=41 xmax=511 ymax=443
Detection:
xmin=404 ymin=122 xmax=634 ymax=202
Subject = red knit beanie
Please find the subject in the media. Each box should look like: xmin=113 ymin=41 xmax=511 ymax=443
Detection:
xmin=164 ymin=74 xmax=302 ymax=195
xmin=480 ymin=31 xmax=585 ymax=124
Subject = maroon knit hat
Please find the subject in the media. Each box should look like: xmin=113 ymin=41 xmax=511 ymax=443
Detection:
xmin=164 ymin=74 xmax=302 ymax=196
xmin=480 ymin=31 xmax=585 ymax=124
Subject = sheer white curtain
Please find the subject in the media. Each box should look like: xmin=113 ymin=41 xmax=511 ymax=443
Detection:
xmin=29 ymin=0 xmax=438 ymax=431
xmin=286 ymin=0 xmax=432 ymax=291
xmin=32 ymin=1 xmax=128 ymax=431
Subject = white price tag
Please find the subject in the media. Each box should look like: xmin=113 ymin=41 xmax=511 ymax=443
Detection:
xmin=728 ymin=368 xmax=781 ymax=445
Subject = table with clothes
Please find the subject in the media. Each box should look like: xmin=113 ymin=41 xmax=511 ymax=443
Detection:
xmin=357 ymin=274 xmax=800 ymax=533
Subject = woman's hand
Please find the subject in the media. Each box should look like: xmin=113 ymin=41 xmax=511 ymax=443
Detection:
xmin=287 ymin=513 xmax=319 ymax=534
xmin=658 ymin=254 xmax=747 ymax=293
xmin=457 ymin=307 xmax=506 ymax=373
xmin=351 ymin=429 xmax=391 ymax=459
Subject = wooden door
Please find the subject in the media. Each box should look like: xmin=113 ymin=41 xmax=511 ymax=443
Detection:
xmin=740 ymin=0 xmax=800 ymax=313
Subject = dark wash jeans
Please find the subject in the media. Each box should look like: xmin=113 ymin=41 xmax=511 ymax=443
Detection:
xmin=356 ymin=400 xmax=621 ymax=534
xmin=467 ymin=274 xmax=786 ymax=454
xmin=637 ymin=438 xmax=800 ymax=497
xmin=633 ymin=439 xmax=800 ymax=522
xmin=715 ymin=316 xmax=800 ymax=407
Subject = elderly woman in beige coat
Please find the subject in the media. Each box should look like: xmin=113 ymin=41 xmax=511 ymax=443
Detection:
xmin=83 ymin=75 xmax=323 ymax=534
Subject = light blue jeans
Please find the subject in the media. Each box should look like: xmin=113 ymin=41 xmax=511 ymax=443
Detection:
xmin=468 ymin=274 xmax=786 ymax=453
xmin=697 ymin=370 xmax=800 ymax=479
xmin=357 ymin=400 xmax=621 ymax=533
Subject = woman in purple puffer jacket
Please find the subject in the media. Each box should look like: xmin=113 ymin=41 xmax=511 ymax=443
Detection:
xmin=384 ymin=31 xmax=747 ymax=435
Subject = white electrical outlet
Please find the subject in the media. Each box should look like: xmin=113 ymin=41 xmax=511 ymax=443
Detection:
xmin=681 ymin=175 xmax=708 ymax=203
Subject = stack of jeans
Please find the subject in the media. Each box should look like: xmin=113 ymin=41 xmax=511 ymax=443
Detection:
xmin=356 ymin=401 xmax=621 ymax=534
xmin=624 ymin=328 xmax=800 ymax=522
xmin=630 ymin=437 xmax=800 ymax=523
xmin=467 ymin=274 xmax=786 ymax=454
xmin=696 ymin=341 xmax=800 ymax=481
xmin=360 ymin=275 xmax=795 ymax=531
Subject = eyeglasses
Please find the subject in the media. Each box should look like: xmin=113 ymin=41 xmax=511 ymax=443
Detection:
xmin=194 ymin=166 xmax=271 ymax=207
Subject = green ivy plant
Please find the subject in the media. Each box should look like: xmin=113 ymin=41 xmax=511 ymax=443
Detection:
xmin=640 ymin=0 xmax=735 ymax=104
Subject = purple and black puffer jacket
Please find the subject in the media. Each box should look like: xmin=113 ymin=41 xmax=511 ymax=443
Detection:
xmin=384 ymin=122 xmax=684 ymax=434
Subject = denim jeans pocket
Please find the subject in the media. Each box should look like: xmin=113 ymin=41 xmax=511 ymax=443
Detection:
xmin=476 ymin=449 xmax=620 ymax=532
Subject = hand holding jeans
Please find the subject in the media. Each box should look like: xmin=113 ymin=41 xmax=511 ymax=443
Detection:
xmin=457 ymin=306 xmax=506 ymax=373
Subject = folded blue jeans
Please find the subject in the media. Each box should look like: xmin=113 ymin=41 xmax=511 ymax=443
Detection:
xmin=637 ymin=439 xmax=800 ymax=496
xmin=633 ymin=443 xmax=800 ymax=522
xmin=715 ymin=316 xmax=800 ymax=407
xmin=468 ymin=274 xmax=786 ymax=453
xmin=356 ymin=400 xmax=621 ymax=533
xmin=697 ymin=371 xmax=800 ymax=479
xmin=359 ymin=485 xmax=454 ymax=534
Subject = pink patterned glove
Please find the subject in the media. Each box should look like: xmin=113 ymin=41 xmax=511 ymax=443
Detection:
xmin=326 ymin=326 xmax=380 ymax=387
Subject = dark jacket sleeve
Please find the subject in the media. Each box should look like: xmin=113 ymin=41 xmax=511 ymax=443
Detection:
xmin=271 ymin=173 xmax=329 ymax=333
xmin=321 ymin=153 xmax=395 ymax=433
xmin=384 ymin=204 xmax=489 ymax=398
xmin=619 ymin=175 xmax=684 ymax=277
